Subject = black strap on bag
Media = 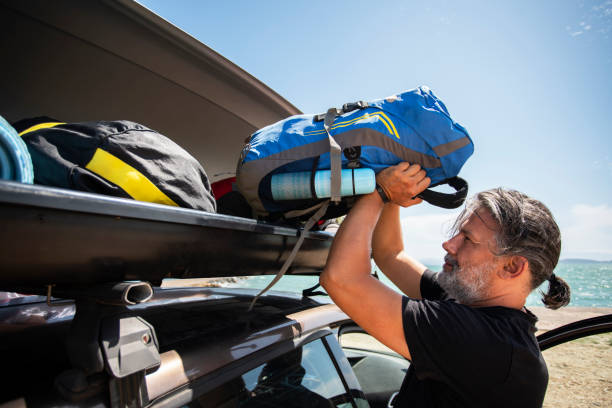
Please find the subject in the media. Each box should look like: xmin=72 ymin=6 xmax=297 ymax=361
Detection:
xmin=417 ymin=177 xmax=468 ymax=209
xmin=313 ymin=100 xmax=369 ymax=122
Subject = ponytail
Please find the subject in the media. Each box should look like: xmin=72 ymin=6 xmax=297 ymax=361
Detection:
xmin=541 ymin=273 xmax=571 ymax=309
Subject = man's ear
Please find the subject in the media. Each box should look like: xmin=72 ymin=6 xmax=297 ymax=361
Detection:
xmin=499 ymin=256 xmax=528 ymax=280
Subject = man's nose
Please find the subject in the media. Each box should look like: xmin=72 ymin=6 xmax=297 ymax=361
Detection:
xmin=443 ymin=235 xmax=460 ymax=255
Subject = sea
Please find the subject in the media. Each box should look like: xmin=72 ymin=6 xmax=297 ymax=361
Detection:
xmin=226 ymin=260 xmax=612 ymax=308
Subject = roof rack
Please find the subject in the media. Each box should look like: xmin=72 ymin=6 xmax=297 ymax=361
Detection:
xmin=0 ymin=181 xmax=333 ymax=291
xmin=44 ymin=281 xmax=160 ymax=406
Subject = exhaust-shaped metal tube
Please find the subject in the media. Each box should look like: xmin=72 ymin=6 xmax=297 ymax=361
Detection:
xmin=48 ymin=281 xmax=154 ymax=306
xmin=111 ymin=281 xmax=154 ymax=305
xmin=10 ymin=281 xmax=154 ymax=306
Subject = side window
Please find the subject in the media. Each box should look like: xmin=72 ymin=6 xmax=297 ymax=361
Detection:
xmin=541 ymin=332 xmax=611 ymax=408
xmin=191 ymin=338 xmax=355 ymax=408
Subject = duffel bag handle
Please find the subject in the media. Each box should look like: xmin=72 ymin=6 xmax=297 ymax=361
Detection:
xmin=313 ymin=100 xmax=369 ymax=122
xmin=416 ymin=176 xmax=468 ymax=209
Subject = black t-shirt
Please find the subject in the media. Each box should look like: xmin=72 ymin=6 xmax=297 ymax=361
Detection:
xmin=395 ymin=270 xmax=548 ymax=407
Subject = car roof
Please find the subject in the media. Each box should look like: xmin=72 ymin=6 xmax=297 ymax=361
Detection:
xmin=0 ymin=287 xmax=349 ymax=403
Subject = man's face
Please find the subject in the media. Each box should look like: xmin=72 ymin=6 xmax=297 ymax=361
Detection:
xmin=438 ymin=209 xmax=502 ymax=304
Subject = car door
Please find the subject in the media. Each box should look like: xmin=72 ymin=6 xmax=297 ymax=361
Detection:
xmin=339 ymin=314 xmax=612 ymax=408
xmin=537 ymin=314 xmax=612 ymax=408
xmin=337 ymin=324 xmax=410 ymax=408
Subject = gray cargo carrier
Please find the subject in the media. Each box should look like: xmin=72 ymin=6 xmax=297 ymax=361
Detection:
xmin=0 ymin=180 xmax=332 ymax=292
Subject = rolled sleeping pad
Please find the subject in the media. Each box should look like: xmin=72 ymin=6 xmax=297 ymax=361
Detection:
xmin=0 ymin=115 xmax=34 ymax=183
xmin=271 ymin=168 xmax=376 ymax=200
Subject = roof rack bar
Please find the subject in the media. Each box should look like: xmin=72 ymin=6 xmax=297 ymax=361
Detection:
xmin=51 ymin=282 xmax=160 ymax=407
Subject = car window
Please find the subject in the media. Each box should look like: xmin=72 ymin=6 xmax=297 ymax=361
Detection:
xmin=189 ymin=338 xmax=356 ymax=408
xmin=542 ymin=332 xmax=611 ymax=408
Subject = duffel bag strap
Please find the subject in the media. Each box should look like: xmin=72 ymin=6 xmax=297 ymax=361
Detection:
xmin=323 ymin=108 xmax=342 ymax=204
xmin=417 ymin=177 xmax=468 ymax=209
xmin=341 ymin=100 xmax=369 ymax=112
xmin=248 ymin=200 xmax=331 ymax=311
xmin=313 ymin=100 xmax=368 ymax=122
xmin=315 ymin=101 xmax=369 ymax=204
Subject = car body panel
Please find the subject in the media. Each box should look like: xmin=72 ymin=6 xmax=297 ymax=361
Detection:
xmin=145 ymin=301 xmax=350 ymax=401
xmin=0 ymin=287 xmax=355 ymax=406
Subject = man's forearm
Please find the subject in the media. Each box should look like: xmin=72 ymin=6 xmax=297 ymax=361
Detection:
xmin=372 ymin=203 xmax=404 ymax=264
xmin=321 ymin=192 xmax=385 ymax=289
xmin=371 ymin=203 xmax=426 ymax=298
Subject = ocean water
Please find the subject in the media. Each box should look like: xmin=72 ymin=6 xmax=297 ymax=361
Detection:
xmin=227 ymin=261 xmax=612 ymax=308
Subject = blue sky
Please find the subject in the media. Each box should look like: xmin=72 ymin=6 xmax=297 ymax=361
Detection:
xmin=137 ymin=0 xmax=612 ymax=262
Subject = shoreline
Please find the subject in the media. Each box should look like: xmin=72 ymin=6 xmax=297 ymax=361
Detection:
xmin=160 ymin=278 xmax=611 ymax=332
xmin=529 ymin=306 xmax=612 ymax=332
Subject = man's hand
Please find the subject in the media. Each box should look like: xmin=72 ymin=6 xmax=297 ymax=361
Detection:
xmin=376 ymin=162 xmax=431 ymax=207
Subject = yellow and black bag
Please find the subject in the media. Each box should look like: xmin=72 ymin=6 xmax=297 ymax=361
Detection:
xmin=13 ymin=117 xmax=216 ymax=212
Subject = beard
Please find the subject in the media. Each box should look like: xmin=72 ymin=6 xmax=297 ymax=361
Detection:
xmin=437 ymin=255 xmax=495 ymax=304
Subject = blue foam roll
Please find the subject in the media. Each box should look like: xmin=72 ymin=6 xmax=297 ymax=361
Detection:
xmin=0 ymin=115 xmax=34 ymax=183
xmin=271 ymin=168 xmax=376 ymax=201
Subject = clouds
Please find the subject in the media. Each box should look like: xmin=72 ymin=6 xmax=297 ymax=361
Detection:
xmin=566 ymin=0 xmax=612 ymax=38
xmin=593 ymin=0 xmax=612 ymax=17
xmin=561 ymin=203 xmax=612 ymax=260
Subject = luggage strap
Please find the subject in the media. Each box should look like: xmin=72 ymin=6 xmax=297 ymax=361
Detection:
xmin=248 ymin=200 xmax=330 ymax=311
xmin=417 ymin=177 xmax=468 ymax=209
xmin=316 ymin=101 xmax=369 ymax=204
xmin=323 ymin=109 xmax=342 ymax=204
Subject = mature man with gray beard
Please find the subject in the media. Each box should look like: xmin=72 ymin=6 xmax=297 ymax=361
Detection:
xmin=321 ymin=162 xmax=571 ymax=408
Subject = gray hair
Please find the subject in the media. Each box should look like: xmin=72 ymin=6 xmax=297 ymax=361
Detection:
xmin=451 ymin=188 xmax=570 ymax=309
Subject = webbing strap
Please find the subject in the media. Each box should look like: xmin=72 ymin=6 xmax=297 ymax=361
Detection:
xmin=416 ymin=177 xmax=468 ymax=209
xmin=323 ymin=108 xmax=342 ymax=204
xmin=282 ymin=200 xmax=327 ymax=219
xmin=248 ymin=200 xmax=330 ymax=311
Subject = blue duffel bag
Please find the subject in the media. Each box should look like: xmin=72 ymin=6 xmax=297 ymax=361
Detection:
xmin=237 ymin=86 xmax=474 ymax=221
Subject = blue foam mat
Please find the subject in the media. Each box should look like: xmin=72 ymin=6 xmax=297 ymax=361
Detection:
xmin=0 ymin=115 xmax=34 ymax=183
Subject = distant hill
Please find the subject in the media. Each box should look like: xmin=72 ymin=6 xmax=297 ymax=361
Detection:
xmin=417 ymin=258 xmax=612 ymax=266
xmin=560 ymin=258 xmax=612 ymax=264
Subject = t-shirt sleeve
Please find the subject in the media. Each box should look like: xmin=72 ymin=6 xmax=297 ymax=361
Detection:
xmin=401 ymin=297 xmax=513 ymax=387
xmin=419 ymin=269 xmax=448 ymax=301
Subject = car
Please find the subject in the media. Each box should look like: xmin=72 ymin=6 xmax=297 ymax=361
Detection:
xmin=0 ymin=1 xmax=610 ymax=408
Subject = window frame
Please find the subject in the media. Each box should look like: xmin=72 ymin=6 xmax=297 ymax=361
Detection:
xmin=148 ymin=328 xmax=366 ymax=408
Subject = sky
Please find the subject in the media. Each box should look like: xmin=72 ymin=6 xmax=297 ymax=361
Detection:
xmin=137 ymin=0 xmax=612 ymax=263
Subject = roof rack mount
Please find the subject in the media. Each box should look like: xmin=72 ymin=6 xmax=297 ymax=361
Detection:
xmin=54 ymin=281 xmax=160 ymax=407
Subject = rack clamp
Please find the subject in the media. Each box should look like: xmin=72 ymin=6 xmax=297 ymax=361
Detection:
xmin=52 ymin=281 xmax=160 ymax=407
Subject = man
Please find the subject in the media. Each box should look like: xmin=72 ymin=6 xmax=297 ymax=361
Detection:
xmin=320 ymin=162 xmax=570 ymax=407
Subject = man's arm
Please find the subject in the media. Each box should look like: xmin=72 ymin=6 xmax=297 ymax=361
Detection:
xmin=372 ymin=203 xmax=427 ymax=299
xmin=320 ymin=163 xmax=429 ymax=360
